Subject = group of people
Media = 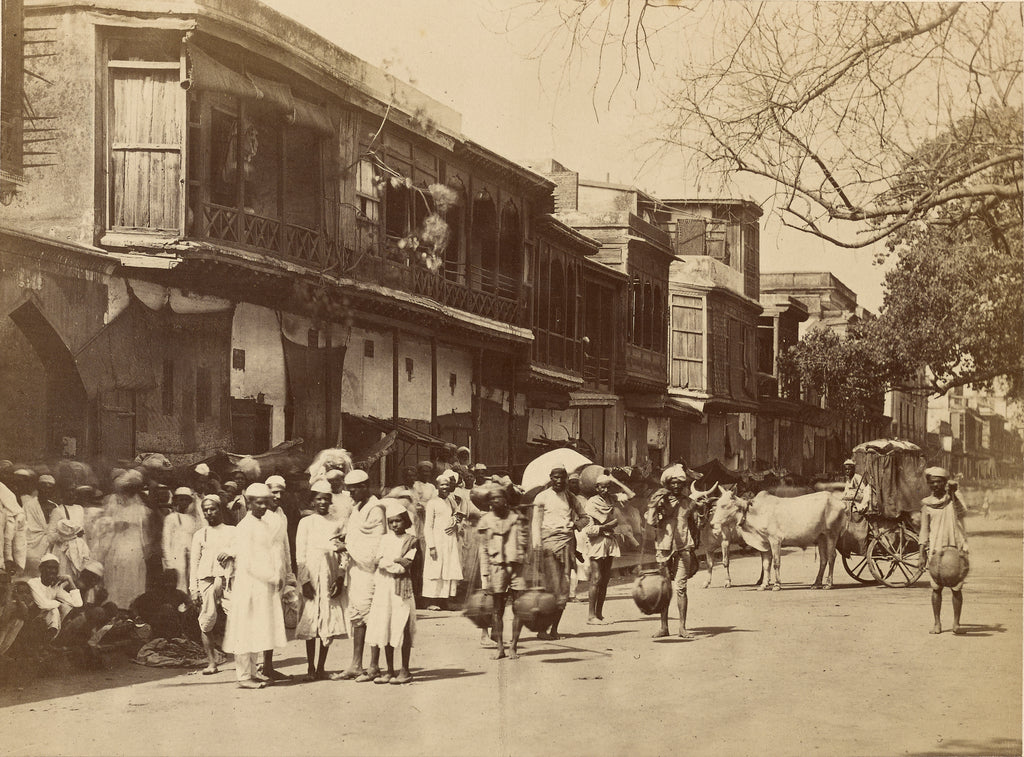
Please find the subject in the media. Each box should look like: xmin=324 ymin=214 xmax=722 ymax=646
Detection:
xmin=0 ymin=445 xmax=972 ymax=686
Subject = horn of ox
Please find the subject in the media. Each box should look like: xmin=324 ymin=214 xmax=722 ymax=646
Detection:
xmin=691 ymin=481 xmax=720 ymax=501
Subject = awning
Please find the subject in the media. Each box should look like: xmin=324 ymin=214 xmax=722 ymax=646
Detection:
xmin=181 ymin=43 xmax=334 ymax=135
xmin=626 ymin=394 xmax=702 ymax=421
xmin=671 ymin=395 xmax=759 ymax=415
xmin=355 ymin=430 xmax=398 ymax=468
xmin=346 ymin=414 xmax=454 ymax=451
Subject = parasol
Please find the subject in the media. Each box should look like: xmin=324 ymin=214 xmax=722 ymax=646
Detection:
xmin=520 ymin=448 xmax=593 ymax=496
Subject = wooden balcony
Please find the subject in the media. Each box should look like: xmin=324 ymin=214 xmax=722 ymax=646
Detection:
xmin=532 ymin=327 xmax=583 ymax=376
xmin=198 ymin=201 xmax=527 ymax=326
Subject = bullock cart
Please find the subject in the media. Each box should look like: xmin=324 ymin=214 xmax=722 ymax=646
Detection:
xmin=839 ymin=439 xmax=928 ymax=588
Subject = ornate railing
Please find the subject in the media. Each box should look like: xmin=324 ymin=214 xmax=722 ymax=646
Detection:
xmin=198 ymin=201 xmax=527 ymax=326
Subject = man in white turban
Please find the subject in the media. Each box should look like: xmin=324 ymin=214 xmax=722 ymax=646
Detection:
xmin=336 ymin=469 xmax=386 ymax=681
xmin=223 ymin=483 xmax=287 ymax=689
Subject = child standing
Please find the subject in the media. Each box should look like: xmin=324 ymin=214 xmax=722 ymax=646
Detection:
xmin=919 ymin=467 xmax=969 ymax=635
xmin=295 ymin=480 xmax=347 ymax=680
xmin=365 ymin=500 xmax=418 ymax=684
xmin=478 ymin=488 xmax=528 ymax=660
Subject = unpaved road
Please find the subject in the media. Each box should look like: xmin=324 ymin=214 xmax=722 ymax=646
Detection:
xmin=2 ymin=517 xmax=1020 ymax=757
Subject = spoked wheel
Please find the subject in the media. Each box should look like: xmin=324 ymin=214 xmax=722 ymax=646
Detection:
xmin=842 ymin=547 xmax=879 ymax=584
xmin=867 ymin=523 xmax=925 ymax=587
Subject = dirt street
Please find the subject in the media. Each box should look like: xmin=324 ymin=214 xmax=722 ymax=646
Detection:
xmin=2 ymin=518 xmax=1020 ymax=757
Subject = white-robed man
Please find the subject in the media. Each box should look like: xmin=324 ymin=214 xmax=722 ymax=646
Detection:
xmin=190 ymin=494 xmax=235 ymax=675
xmin=162 ymin=487 xmax=200 ymax=593
xmin=27 ymin=552 xmax=83 ymax=641
xmin=336 ymin=469 xmax=386 ymax=681
xmin=840 ymin=459 xmax=872 ymax=514
xmin=262 ymin=475 xmax=298 ymax=680
xmin=222 ymin=483 xmax=287 ymax=690
xmin=47 ymin=485 xmax=91 ymax=583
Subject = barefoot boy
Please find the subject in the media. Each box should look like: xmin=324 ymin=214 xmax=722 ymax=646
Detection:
xmin=478 ymin=488 xmax=527 ymax=660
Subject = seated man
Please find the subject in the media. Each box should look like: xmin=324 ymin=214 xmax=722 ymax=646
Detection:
xmin=26 ymin=553 xmax=83 ymax=642
xmin=129 ymin=569 xmax=197 ymax=642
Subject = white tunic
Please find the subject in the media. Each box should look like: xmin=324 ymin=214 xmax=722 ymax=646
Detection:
xmin=223 ymin=513 xmax=287 ymax=655
xmin=366 ymin=532 xmax=417 ymax=649
xmin=295 ymin=514 xmax=347 ymax=642
xmin=422 ymin=495 xmax=463 ymax=598
xmin=162 ymin=511 xmax=199 ymax=592
xmin=341 ymin=497 xmax=385 ymax=628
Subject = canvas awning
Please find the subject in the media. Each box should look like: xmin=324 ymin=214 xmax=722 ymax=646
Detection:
xmin=181 ymin=43 xmax=334 ymax=134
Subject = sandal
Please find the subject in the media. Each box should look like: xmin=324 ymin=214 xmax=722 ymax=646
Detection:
xmin=391 ymin=672 xmax=414 ymax=685
xmin=373 ymin=673 xmax=392 ymax=684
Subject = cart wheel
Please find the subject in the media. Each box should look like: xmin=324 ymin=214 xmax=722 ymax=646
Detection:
xmin=867 ymin=523 xmax=925 ymax=587
xmin=841 ymin=548 xmax=878 ymax=584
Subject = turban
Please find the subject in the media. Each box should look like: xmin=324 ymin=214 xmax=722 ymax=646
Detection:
xmin=660 ymin=465 xmax=689 ymax=485
xmin=201 ymin=494 xmax=222 ymax=507
xmin=310 ymin=479 xmax=333 ymax=495
xmin=244 ymin=483 xmax=272 ymax=498
xmin=843 ymin=459 xmax=855 ymax=467
xmin=324 ymin=469 xmax=345 ymax=481
xmin=38 ymin=474 xmax=56 ymax=486
xmin=113 ymin=469 xmax=145 ymax=491
xmin=924 ymin=467 xmax=951 ymax=480
xmin=344 ymin=469 xmax=369 ymax=486
xmin=194 ymin=463 xmax=211 ymax=477
xmin=82 ymin=558 xmax=104 ymax=577
xmin=265 ymin=475 xmax=286 ymax=490
xmin=472 ymin=463 xmax=488 ymax=472
xmin=456 ymin=446 xmax=471 ymax=456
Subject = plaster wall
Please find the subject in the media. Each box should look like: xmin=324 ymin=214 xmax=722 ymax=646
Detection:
xmin=230 ymin=303 xmax=286 ymax=445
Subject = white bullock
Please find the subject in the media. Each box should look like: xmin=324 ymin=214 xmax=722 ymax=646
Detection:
xmin=710 ymin=488 xmax=848 ymax=590
xmin=690 ymin=482 xmax=741 ymax=588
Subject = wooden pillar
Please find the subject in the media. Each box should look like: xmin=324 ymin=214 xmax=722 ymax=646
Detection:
xmin=392 ymin=328 xmax=400 ymax=425
xmin=430 ymin=336 xmax=438 ymax=436
xmin=473 ymin=347 xmax=483 ymax=461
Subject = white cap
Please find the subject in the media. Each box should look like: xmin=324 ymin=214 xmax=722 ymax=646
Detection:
xmin=344 ymin=469 xmax=369 ymax=486
xmin=310 ymin=479 xmax=333 ymax=495
xmin=38 ymin=474 xmax=56 ymax=485
xmin=173 ymin=487 xmax=194 ymax=498
xmin=194 ymin=463 xmax=211 ymax=476
xmin=244 ymin=482 xmax=272 ymax=498
xmin=384 ymin=500 xmax=408 ymax=519
xmin=265 ymin=475 xmax=286 ymax=490
xmin=924 ymin=466 xmax=951 ymax=480
xmin=39 ymin=552 xmax=60 ymax=567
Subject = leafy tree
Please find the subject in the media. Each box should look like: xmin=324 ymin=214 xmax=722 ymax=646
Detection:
xmin=517 ymin=1 xmax=1022 ymax=248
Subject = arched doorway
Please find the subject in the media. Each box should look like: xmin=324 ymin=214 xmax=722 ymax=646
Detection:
xmin=2 ymin=300 xmax=88 ymax=458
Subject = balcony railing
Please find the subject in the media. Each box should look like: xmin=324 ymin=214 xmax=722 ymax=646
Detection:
xmin=583 ymin=355 xmax=612 ymax=388
xmin=532 ymin=327 xmax=583 ymax=375
xmin=198 ymin=201 xmax=527 ymax=326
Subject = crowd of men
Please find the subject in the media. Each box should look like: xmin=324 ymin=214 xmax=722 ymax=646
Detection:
xmin=0 ymin=447 xmax=584 ymax=684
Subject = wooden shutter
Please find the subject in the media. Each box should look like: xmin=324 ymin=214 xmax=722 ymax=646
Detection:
xmin=109 ymin=62 xmax=184 ymax=233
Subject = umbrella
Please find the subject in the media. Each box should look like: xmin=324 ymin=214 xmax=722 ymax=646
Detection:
xmin=520 ymin=448 xmax=593 ymax=495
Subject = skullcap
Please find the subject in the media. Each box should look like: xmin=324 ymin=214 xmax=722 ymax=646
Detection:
xmin=38 ymin=474 xmax=56 ymax=485
xmin=173 ymin=487 xmax=194 ymax=497
xmin=843 ymin=459 xmax=856 ymax=467
xmin=39 ymin=553 xmax=59 ymax=567
xmin=417 ymin=460 xmax=434 ymax=470
xmin=924 ymin=467 xmax=951 ymax=480
xmin=82 ymin=558 xmax=104 ymax=577
xmin=194 ymin=463 xmax=211 ymax=476
xmin=265 ymin=475 xmax=286 ymax=489
xmin=472 ymin=463 xmax=488 ymax=472
xmin=550 ymin=466 xmax=567 ymax=475
xmin=385 ymin=500 xmax=408 ymax=519
xmin=244 ymin=482 xmax=272 ymax=498
xmin=310 ymin=479 xmax=333 ymax=495
xmin=344 ymin=469 xmax=369 ymax=486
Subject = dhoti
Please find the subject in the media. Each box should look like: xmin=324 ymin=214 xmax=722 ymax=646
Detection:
xmin=343 ymin=563 xmax=375 ymax=630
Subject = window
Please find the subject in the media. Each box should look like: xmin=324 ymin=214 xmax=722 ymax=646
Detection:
xmin=356 ymin=158 xmax=380 ymax=223
xmin=232 ymin=348 xmax=246 ymax=370
xmin=642 ymin=281 xmax=654 ymax=349
xmin=107 ymin=34 xmax=184 ymax=233
xmin=671 ymin=294 xmax=704 ymax=390
xmin=498 ymin=201 xmax=523 ymax=295
xmin=364 ymin=340 xmax=374 ymax=358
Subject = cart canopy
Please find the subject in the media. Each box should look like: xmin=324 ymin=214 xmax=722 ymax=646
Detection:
xmin=852 ymin=439 xmax=928 ymax=517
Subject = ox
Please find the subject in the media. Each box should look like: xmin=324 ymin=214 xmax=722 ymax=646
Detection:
xmin=689 ymin=482 xmax=742 ymax=588
xmin=710 ymin=488 xmax=848 ymax=590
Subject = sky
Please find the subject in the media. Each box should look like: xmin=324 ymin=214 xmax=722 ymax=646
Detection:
xmin=261 ymin=0 xmax=890 ymax=310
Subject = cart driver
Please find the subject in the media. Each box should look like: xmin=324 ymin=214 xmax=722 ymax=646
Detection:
xmin=841 ymin=459 xmax=872 ymax=515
